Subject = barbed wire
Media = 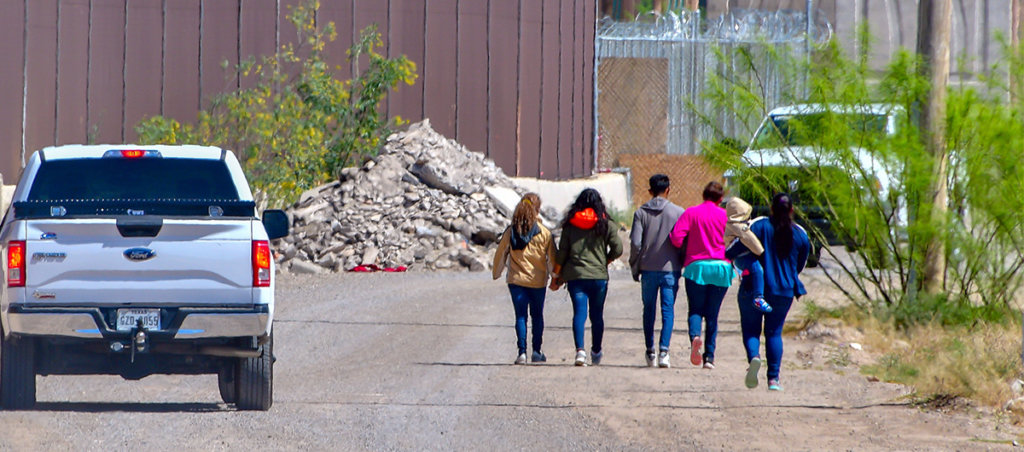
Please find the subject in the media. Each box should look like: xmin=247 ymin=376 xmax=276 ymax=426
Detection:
xmin=597 ymin=9 xmax=833 ymax=44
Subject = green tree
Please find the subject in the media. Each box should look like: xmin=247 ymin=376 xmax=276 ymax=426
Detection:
xmin=136 ymin=0 xmax=416 ymax=207
xmin=699 ymin=33 xmax=1024 ymax=325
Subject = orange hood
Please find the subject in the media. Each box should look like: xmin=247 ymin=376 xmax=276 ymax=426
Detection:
xmin=569 ymin=208 xmax=599 ymax=230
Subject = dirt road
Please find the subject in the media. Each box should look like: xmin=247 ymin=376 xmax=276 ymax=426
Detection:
xmin=0 ymin=269 xmax=1017 ymax=451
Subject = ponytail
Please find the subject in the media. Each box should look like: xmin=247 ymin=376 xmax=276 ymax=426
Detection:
xmin=770 ymin=193 xmax=794 ymax=256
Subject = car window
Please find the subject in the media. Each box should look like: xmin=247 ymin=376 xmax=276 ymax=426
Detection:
xmin=27 ymin=158 xmax=240 ymax=201
xmin=751 ymin=112 xmax=889 ymax=150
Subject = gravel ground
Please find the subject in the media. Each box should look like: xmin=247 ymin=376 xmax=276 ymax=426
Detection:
xmin=0 ymin=268 xmax=1018 ymax=451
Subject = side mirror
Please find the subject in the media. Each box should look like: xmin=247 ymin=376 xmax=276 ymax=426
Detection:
xmin=262 ymin=209 xmax=290 ymax=240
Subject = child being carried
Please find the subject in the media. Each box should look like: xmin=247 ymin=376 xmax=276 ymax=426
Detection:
xmin=724 ymin=197 xmax=771 ymax=313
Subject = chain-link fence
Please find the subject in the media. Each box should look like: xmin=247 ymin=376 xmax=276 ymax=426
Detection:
xmin=595 ymin=9 xmax=833 ymax=169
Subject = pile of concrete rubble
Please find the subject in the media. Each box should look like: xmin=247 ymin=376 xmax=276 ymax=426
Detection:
xmin=274 ymin=120 xmax=557 ymax=274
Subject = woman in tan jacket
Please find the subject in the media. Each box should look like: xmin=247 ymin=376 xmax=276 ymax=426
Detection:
xmin=492 ymin=193 xmax=557 ymax=364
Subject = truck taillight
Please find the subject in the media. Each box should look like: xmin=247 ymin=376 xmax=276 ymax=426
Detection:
xmin=7 ymin=240 xmax=25 ymax=287
xmin=252 ymin=240 xmax=271 ymax=287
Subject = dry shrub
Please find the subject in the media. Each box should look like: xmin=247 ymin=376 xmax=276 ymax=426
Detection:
xmin=862 ymin=322 xmax=1023 ymax=408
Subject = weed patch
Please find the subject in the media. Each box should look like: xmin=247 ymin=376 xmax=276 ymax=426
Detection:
xmin=799 ymin=300 xmax=1022 ymax=408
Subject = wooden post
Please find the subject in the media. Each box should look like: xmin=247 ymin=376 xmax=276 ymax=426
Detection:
xmin=915 ymin=0 xmax=952 ymax=295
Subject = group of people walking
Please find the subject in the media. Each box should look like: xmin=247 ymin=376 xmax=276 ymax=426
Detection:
xmin=491 ymin=175 xmax=810 ymax=390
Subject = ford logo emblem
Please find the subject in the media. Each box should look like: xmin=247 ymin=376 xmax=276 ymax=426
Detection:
xmin=124 ymin=248 xmax=156 ymax=262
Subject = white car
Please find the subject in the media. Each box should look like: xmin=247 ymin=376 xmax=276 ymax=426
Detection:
xmin=725 ymin=104 xmax=906 ymax=264
xmin=0 ymin=145 xmax=288 ymax=410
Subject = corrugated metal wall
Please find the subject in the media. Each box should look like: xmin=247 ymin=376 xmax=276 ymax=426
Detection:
xmin=0 ymin=0 xmax=597 ymax=183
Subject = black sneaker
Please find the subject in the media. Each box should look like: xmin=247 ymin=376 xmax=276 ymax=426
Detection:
xmin=531 ymin=351 xmax=547 ymax=363
xmin=702 ymin=355 xmax=715 ymax=369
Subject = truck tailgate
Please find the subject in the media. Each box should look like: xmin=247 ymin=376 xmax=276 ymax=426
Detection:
xmin=22 ymin=219 xmax=253 ymax=306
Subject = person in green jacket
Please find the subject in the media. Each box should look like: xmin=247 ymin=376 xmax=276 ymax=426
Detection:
xmin=553 ymin=188 xmax=623 ymax=366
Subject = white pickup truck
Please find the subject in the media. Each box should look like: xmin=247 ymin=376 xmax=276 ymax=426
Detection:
xmin=0 ymin=145 xmax=289 ymax=410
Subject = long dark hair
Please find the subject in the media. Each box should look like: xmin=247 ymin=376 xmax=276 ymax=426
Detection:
xmin=562 ymin=188 xmax=609 ymax=236
xmin=770 ymin=193 xmax=794 ymax=255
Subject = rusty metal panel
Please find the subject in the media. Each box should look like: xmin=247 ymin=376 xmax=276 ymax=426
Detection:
xmin=200 ymin=0 xmax=240 ymax=108
xmin=163 ymin=0 xmax=201 ymax=124
xmin=538 ymin=0 xmax=561 ymax=179
xmin=456 ymin=0 xmax=488 ymax=155
xmin=571 ymin=0 xmax=586 ymax=176
xmin=487 ymin=0 xmax=518 ymax=174
xmin=557 ymin=0 xmax=575 ymax=178
xmin=25 ymin=0 xmax=58 ymax=154
xmin=239 ymin=0 xmax=276 ymax=89
xmin=354 ymin=0 xmax=390 ymax=46
xmin=0 ymin=2 xmax=24 ymax=177
xmin=88 ymin=0 xmax=126 ymax=144
xmin=319 ymin=0 xmax=353 ymax=82
xmin=56 ymin=0 xmax=89 ymax=146
xmin=354 ymin=0 xmax=390 ymax=118
xmin=422 ymin=0 xmax=457 ymax=138
xmin=279 ymin=0 xmax=304 ymax=81
xmin=517 ymin=0 xmax=543 ymax=178
xmin=123 ymin=0 xmax=163 ymax=143
xmin=387 ymin=0 xmax=425 ymax=124
xmin=582 ymin=0 xmax=595 ymax=175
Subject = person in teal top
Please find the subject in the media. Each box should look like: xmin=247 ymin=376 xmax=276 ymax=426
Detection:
xmin=670 ymin=181 xmax=734 ymax=369
xmin=553 ymin=188 xmax=623 ymax=367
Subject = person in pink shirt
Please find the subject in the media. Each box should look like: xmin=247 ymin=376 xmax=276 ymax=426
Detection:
xmin=670 ymin=181 xmax=735 ymax=369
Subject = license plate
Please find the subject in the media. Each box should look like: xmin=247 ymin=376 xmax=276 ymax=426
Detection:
xmin=116 ymin=309 xmax=161 ymax=331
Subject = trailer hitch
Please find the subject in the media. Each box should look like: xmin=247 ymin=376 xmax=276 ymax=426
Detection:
xmin=130 ymin=318 xmax=149 ymax=363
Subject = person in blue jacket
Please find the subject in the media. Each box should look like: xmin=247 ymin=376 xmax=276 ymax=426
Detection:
xmin=726 ymin=193 xmax=810 ymax=391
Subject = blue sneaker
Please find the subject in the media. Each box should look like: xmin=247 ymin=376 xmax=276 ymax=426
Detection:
xmin=768 ymin=378 xmax=783 ymax=391
xmin=531 ymin=351 xmax=547 ymax=363
xmin=753 ymin=296 xmax=773 ymax=313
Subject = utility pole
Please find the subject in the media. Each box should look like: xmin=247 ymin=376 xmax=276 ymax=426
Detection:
xmin=1016 ymin=0 xmax=1023 ymax=48
xmin=915 ymin=0 xmax=952 ymax=295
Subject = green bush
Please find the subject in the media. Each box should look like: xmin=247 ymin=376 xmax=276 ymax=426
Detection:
xmin=697 ymin=32 xmax=1024 ymax=325
xmin=135 ymin=0 xmax=416 ymax=207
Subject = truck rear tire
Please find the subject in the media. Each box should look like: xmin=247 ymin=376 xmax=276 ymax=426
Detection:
xmin=235 ymin=333 xmax=272 ymax=411
xmin=1 ymin=332 xmax=36 ymax=410
xmin=217 ymin=364 xmax=236 ymax=404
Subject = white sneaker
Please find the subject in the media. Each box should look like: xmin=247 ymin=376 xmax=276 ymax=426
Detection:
xmin=658 ymin=350 xmax=671 ymax=368
xmin=574 ymin=350 xmax=587 ymax=366
xmin=514 ymin=353 xmax=527 ymax=365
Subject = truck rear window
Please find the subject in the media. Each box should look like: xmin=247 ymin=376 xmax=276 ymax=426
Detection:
xmin=27 ymin=158 xmax=240 ymax=201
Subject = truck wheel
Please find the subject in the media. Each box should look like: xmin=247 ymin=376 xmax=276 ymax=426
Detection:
xmin=1 ymin=332 xmax=36 ymax=410
xmin=235 ymin=333 xmax=272 ymax=411
xmin=806 ymin=245 xmax=822 ymax=268
xmin=217 ymin=364 xmax=236 ymax=404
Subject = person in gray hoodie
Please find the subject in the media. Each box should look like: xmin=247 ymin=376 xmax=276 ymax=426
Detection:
xmin=629 ymin=174 xmax=686 ymax=368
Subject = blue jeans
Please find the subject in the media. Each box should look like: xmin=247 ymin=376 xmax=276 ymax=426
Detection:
xmin=567 ymin=279 xmax=608 ymax=353
xmin=641 ymin=271 xmax=680 ymax=351
xmin=737 ymin=290 xmax=794 ymax=380
xmin=733 ymin=253 xmax=764 ymax=298
xmin=508 ymin=284 xmax=546 ymax=354
xmin=684 ymin=278 xmax=728 ymax=362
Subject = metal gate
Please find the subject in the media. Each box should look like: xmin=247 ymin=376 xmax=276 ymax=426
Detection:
xmin=594 ymin=9 xmax=833 ymax=169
